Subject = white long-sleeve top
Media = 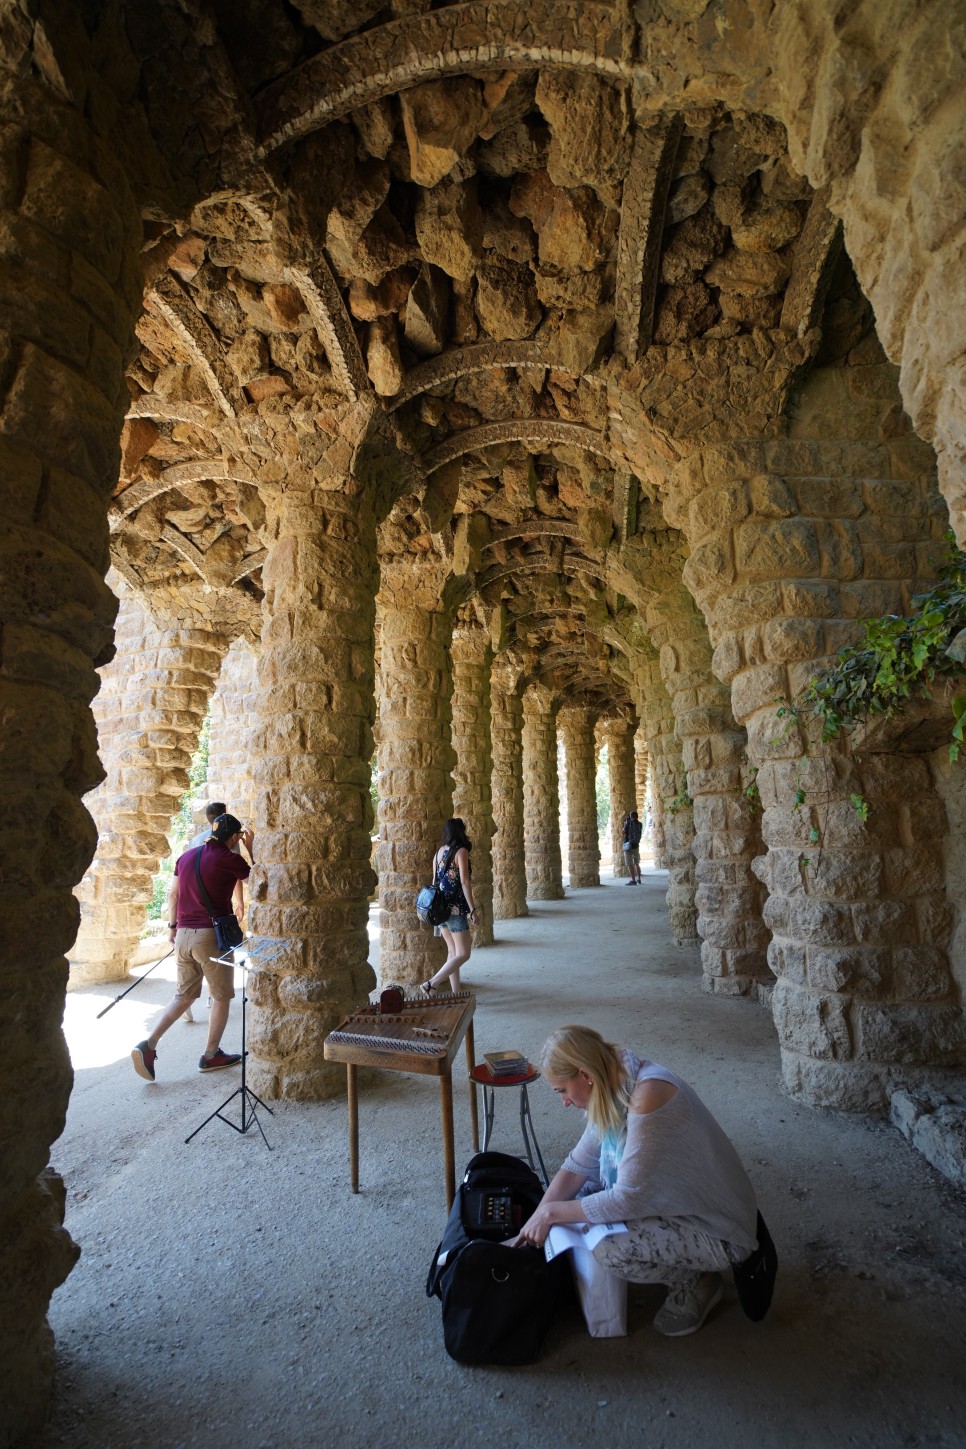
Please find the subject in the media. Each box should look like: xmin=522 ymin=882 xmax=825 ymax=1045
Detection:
xmin=560 ymin=1051 xmax=759 ymax=1253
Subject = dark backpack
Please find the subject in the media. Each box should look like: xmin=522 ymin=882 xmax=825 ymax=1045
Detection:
xmin=426 ymin=1152 xmax=571 ymax=1365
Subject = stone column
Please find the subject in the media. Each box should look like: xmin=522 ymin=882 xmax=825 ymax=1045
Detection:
xmin=647 ymin=587 xmax=770 ymax=995
xmin=634 ymin=656 xmax=699 ymax=944
xmin=376 ymin=561 xmax=455 ymax=985
xmin=522 ymin=683 xmax=564 ymax=900
xmin=599 ymin=714 xmax=637 ymax=879
xmin=675 ymin=433 xmax=964 ymax=1110
xmin=634 ymin=733 xmax=649 ymax=836
xmin=247 ymin=486 xmax=378 ymax=1099
xmin=207 ymin=636 xmax=261 ymax=827
xmin=0 ymin=29 xmax=143 ymax=1437
xmin=559 ymin=705 xmax=601 ymax=887
xmin=491 ymin=665 xmax=528 ymax=919
xmin=450 ymin=622 xmax=494 ymax=945
xmin=72 ymin=586 xmax=226 ymax=984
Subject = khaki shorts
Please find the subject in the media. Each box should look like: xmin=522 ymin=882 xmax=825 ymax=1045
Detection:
xmin=623 ymin=846 xmax=641 ymax=866
xmin=175 ymin=927 xmax=235 ymax=1001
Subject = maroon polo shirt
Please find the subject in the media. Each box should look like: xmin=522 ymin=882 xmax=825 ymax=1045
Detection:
xmin=174 ymin=841 xmax=250 ymax=928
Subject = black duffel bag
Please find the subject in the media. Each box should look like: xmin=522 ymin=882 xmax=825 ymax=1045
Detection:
xmin=426 ymin=1151 xmax=571 ymax=1365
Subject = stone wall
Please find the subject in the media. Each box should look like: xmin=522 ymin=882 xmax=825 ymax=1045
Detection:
xmin=207 ymin=637 xmax=261 ymax=830
xmin=674 ymin=395 xmax=963 ymax=1108
xmin=451 ymin=623 xmax=495 ymax=945
xmin=491 ymin=666 xmax=529 ymax=920
xmin=522 ymin=683 xmax=564 ymax=901
xmin=375 ymin=562 xmax=456 ymax=985
xmin=560 ymin=704 xmax=601 ymax=888
xmin=0 ymin=15 xmax=143 ymax=1438
xmin=73 ymin=582 xmax=226 ymax=985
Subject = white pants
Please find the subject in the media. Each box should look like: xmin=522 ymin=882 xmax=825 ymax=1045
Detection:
xmin=592 ymin=1216 xmax=744 ymax=1287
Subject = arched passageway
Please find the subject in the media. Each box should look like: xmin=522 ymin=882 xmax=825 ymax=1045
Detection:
xmin=1 ymin=2 xmax=964 ymax=1437
xmin=47 ymin=874 xmax=966 ymax=1447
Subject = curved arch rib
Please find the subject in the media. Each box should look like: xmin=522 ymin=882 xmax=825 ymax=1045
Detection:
xmin=110 ymin=459 xmax=259 ymax=525
xmin=255 ymin=0 xmax=631 ymax=157
xmin=423 ymin=419 xmax=612 ymax=474
xmin=388 ymin=340 xmax=591 ymax=411
xmin=146 ymin=275 xmax=240 ymax=417
xmin=284 ymin=259 xmax=368 ymax=402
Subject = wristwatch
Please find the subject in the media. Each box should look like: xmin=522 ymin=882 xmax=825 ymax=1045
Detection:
xmin=168 ymin=923 xmax=177 ymax=929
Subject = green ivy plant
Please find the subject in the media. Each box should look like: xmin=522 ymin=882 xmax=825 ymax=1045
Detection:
xmin=666 ymin=774 xmax=693 ymax=815
xmin=797 ymin=532 xmax=966 ymax=762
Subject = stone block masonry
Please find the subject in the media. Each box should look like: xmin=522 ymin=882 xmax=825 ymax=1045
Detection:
xmin=0 ymin=28 xmax=143 ymax=1440
xmin=247 ymin=489 xmax=379 ymax=1098
xmin=451 ymin=623 xmax=495 ymax=944
xmin=73 ymin=582 xmax=227 ymax=986
xmin=522 ymin=683 xmax=564 ymax=900
xmin=491 ymin=665 xmax=529 ymax=920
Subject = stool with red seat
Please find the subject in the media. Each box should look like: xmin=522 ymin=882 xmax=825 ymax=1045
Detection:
xmin=469 ymin=1061 xmax=548 ymax=1186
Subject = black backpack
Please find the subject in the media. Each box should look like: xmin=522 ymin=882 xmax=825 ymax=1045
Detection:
xmin=426 ymin=1152 xmax=571 ymax=1365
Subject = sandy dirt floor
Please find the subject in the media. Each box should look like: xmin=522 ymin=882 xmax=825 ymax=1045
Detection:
xmin=46 ymin=865 xmax=966 ymax=1449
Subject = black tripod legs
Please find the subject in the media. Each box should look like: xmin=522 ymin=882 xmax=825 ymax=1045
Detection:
xmin=185 ymin=1068 xmax=274 ymax=1148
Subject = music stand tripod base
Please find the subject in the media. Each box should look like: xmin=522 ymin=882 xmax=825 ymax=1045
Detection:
xmin=185 ymin=938 xmax=285 ymax=1150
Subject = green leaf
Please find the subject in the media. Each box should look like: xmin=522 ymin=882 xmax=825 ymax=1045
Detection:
xmin=849 ymin=792 xmax=870 ymax=822
xmin=809 ymin=826 xmax=821 ymax=844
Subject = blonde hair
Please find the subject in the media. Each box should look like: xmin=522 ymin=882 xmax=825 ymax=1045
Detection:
xmin=539 ymin=1025 xmax=633 ymax=1137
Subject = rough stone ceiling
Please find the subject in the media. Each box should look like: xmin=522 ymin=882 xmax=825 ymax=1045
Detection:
xmin=111 ymin=0 xmax=856 ymax=702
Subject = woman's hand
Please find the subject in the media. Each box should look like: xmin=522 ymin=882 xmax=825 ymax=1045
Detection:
xmin=508 ymin=1204 xmax=557 ymax=1249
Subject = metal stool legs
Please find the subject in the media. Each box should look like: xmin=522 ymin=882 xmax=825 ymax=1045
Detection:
xmin=481 ymin=1084 xmax=496 ymax=1151
xmin=479 ymin=1082 xmax=548 ymax=1187
xmin=519 ymin=1084 xmax=548 ymax=1186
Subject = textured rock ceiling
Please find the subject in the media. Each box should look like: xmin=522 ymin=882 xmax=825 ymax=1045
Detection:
xmin=111 ymin=0 xmax=866 ymax=700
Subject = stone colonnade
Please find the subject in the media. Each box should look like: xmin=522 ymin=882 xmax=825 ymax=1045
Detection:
xmin=633 ymin=656 xmax=697 ymax=942
xmin=375 ymin=565 xmax=456 ymax=986
xmin=599 ymin=714 xmax=636 ymax=879
xmin=647 ymin=588 xmax=770 ymax=995
xmin=246 ymin=487 xmax=378 ymax=1097
xmin=207 ymin=637 xmax=261 ymax=828
xmin=559 ymin=705 xmax=601 ymax=888
xmin=522 ymin=683 xmax=564 ymax=900
xmin=634 ymin=732 xmax=649 ymax=828
xmin=0 ymin=44 xmax=143 ymax=1439
xmin=72 ymin=587 xmax=226 ymax=984
xmin=490 ymin=668 xmax=529 ymax=920
xmin=677 ymin=434 xmax=965 ymax=1109
xmin=450 ymin=624 xmax=495 ymax=945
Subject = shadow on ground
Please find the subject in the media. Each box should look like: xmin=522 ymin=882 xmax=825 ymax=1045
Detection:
xmin=48 ymin=868 xmax=966 ymax=1449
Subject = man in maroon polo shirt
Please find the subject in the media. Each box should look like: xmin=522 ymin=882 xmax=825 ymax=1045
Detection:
xmin=131 ymin=813 xmax=253 ymax=1082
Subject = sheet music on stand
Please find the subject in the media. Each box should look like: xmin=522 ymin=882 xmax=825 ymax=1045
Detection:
xmin=208 ymin=935 xmax=290 ymax=971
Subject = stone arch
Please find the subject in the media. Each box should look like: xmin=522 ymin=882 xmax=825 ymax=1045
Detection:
xmin=254 ymin=0 xmax=632 ymax=157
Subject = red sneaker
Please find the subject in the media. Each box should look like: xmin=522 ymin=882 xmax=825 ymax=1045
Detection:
xmin=199 ymin=1049 xmax=242 ymax=1072
xmin=132 ymin=1041 xmax=157 ymax=1081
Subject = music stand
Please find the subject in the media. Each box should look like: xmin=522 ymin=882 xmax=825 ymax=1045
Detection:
xmin=185 ymin=936 xmax=287 ymax=1151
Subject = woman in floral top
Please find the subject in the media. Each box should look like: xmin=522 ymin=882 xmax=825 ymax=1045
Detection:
xmin=422 ymin=817 xmax=477 ymax=995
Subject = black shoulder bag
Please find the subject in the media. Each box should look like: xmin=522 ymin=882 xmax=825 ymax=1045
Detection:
xmin=415 ymin=844 xmax=457 ymax=928
xmin=193 ymin=846 xmax=245 ymax=952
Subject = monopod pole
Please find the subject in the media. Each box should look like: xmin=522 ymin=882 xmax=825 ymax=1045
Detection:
xmin=95 ymin=949 xmax=175 ymax=1019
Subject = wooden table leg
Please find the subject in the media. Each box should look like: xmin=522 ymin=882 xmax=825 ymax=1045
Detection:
xmin=440 ymin=1069 xmax=456 ymax=1210
xmin=465 ymin=1017 xmax=480 ymax=1153
xmin=346 ymin=1062 xmax=359 ymax=1194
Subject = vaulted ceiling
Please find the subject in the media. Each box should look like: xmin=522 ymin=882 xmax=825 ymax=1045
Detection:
xmin=110 ymin=0 xmax=867 ymax=705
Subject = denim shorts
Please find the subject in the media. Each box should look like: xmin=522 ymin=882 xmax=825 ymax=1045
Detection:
xmin=434 ymin=913 xmax=470 ymax=936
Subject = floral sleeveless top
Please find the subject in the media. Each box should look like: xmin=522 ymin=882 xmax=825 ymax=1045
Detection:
xmin=435 ymin=847 xmax=471 ymax=916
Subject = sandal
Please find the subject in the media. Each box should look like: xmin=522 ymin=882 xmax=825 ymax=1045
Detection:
xmin=421 ymin=981 xmax=438 ymax=996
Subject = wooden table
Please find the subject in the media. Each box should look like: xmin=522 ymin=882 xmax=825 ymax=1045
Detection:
xmin=323 ymin=992 xmax=480 ymax=1210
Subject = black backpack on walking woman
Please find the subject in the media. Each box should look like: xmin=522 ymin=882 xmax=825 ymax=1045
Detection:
xmin=426 ymin=1152 xmax=571 ymax=1365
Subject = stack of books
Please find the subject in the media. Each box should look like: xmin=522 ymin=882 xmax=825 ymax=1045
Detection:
xmin=484 ymin=1049 xmax=528 ymax=1077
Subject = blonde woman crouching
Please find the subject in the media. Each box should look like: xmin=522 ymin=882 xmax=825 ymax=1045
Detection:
xmin=510 ymin=1025 xmax=764 ymax=1337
